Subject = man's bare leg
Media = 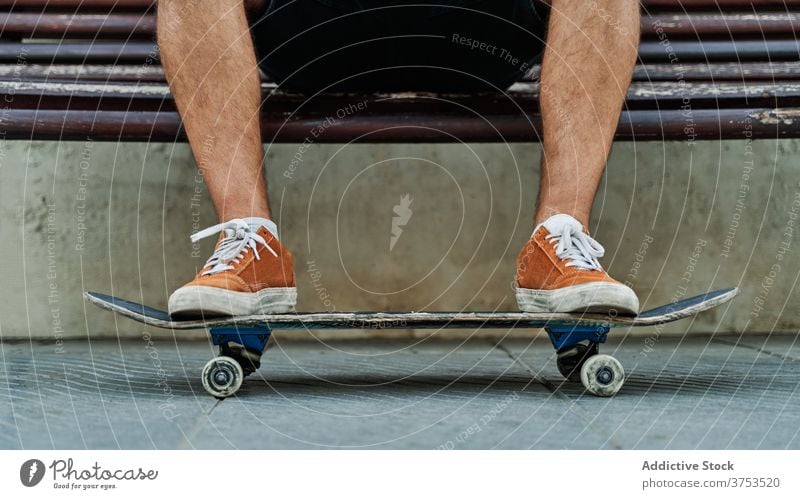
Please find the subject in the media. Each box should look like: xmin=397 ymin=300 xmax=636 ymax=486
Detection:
xmin=158 ymin=0 xmax=270 ymax=221
xmin=161 ymin=1 xmax=298 ymax=318
xmin=516 ymin=1 xmax=640 ymax=314
xmin=534 ymin=0 xmax=640 ymax=227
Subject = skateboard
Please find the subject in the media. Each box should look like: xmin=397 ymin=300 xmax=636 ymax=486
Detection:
xmin=84 ymin=287 xmax=737 ymax=398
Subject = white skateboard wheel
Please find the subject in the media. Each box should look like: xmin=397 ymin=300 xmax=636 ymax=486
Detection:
xmin=201 ymin=356 xmax=244 ymax=398
xmin=580 ymin=354 xmax=624 ymax=397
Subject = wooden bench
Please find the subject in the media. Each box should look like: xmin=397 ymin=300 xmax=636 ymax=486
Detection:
xmin=1 ymin=0 xmax=799 ymax=142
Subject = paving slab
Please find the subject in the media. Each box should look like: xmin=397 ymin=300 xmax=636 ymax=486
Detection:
xmin=0 ymin=335 xmax=797 ymax=449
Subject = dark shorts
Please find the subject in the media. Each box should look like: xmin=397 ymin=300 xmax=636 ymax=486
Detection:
xmin=251 ymin=0 xmax=549 ymax=93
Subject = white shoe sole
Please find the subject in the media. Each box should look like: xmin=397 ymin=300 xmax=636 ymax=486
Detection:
xmin=168 ymin=286 xmax=297 ymax=318
xmin=516 ymin=282 xmax=639 ymax=315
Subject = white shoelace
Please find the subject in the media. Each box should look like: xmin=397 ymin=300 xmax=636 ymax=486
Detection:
xmin=191 ymin=219 xmax=278 ymax=276
xmin=545 ymin=224 xmax=605 ymax=271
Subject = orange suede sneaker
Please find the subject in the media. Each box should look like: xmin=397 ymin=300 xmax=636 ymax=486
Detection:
xmin=515 ymin=214 xmax=638 ymax=315
xmin=168 ymin=218 xmax=296 ymax=317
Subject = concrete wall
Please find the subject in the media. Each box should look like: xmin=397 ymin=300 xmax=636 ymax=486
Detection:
xmin=1 ymin=138 xmax=798 ymax=341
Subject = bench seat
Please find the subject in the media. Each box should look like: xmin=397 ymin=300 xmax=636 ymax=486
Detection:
xmin=1 ymin=0 xmax=799 ymax=142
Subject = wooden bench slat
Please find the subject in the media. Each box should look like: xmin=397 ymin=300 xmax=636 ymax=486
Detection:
xmin=1 ymin=39 xmax=798 ymax=64
xmin=646 ymin=13 xmax=800 ymax=38
xmin=0 ymin=0 xmax=154 ymax=12
xmin=3 ymin=61 xmax=799 ymax=83
xmin=643 ymin=0 xmax=800 ymax=10
xmin=2 ymin=12 xmax=800 ymax=40
xmin=3 ymin=79 xmax=800 ymax=113
xmin=631 ymin=61 xmax=800 ymax=80
xmin=0 ymin=12 xmax=155 ymax=38
xmin=0 ymin=107 xmax=795 ymax=142
xmin=637 ymin=39 xmax=800 ymax=61
xmin=0 ymin=41 xmax=158 ymax=62
xmin=0 ymin=62 xmax=164 ymax=80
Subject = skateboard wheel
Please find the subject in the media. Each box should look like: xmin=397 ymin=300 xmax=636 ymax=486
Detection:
xmin=201 ymin=356 xmax=244 ymax=398
xmin=579 ymin=354 xmax=624 ymax=397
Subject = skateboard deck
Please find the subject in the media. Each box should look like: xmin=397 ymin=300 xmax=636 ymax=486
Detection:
xmin=84 ymin=287 xmax=738 ymax=398
xmin=84 ymin=287 xmax=737 ymax=330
